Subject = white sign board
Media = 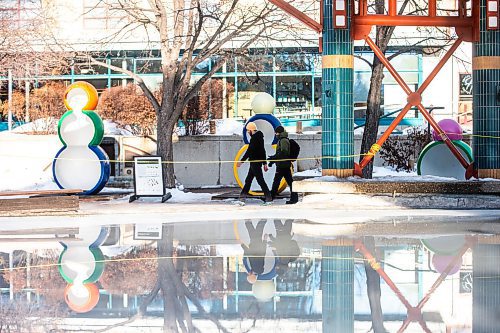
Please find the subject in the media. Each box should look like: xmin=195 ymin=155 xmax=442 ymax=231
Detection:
xmin=134 ymin=224 xmax=163 ymax=240
xmin=133 ymin=156 xmax=164 ymax=196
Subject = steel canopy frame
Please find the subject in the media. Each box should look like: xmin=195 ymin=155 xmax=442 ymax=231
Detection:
xmin=266 ymin=0 xmax=480 ymax=179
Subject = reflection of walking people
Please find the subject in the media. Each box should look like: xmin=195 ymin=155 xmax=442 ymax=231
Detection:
xmin=270 ymin=219 xmax=300 ymax=266
xmin=241 ymin=220 xmax=265 ymax=283
xmin=237 ymin=122 xmax=272 ymax=202
xmin=241 ymin=220 xmax=277 ymax=283
xmin=268 ymin=126 xmax=298 ymax=204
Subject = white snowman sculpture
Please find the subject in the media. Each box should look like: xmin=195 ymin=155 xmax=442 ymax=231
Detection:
xmin=233 ymin=92 xmax=288 ymax=196
xmin=53 ymin=81 xmax=110 ymax=194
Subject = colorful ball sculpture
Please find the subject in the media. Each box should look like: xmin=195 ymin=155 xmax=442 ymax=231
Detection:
xmin=417 ymin=140 xmax=473 ymax=180
xmin=432 ymin=254 xmax=462 ymax=275
xmin=251 ymin=92 xmax=276 ymax=114
xmin=53 ymin=81 xmax=110 ymax=195
xmin=234 ymin=94 xmax=290 ymax=196
xmin=252 ymin=280 xmax=276 ymax=302
xmin=64 ymin=282 xmax=100 ymax=313
xmin=432 ymin=119 xmax=463 ymax=141
xmin=421 ymin=235 xmax=466 ymax=256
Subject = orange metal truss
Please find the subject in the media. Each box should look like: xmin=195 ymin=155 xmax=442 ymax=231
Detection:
xmin=353 ymin=0 xmax=480 ymax=42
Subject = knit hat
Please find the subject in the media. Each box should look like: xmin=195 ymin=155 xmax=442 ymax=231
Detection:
xmin=246 ymin=122 xmax=258 ymax=131
xmin=275 ymin=125 xmax=284 ymax=134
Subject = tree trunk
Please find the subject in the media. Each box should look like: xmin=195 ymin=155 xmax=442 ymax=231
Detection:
xmin=157 ymin=110 xmax=177 ymax=188
xmin=360 ymin=57 xmax=384 ymax=179
xmin=363 ymin=236 xmax=387 ymax=333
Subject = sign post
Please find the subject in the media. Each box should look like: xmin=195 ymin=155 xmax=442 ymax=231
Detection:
xmin=129 ymin=156 xmax=171 ymax=203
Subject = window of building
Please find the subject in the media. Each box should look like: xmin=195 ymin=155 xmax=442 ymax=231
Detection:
xmin=235 ymin=76 xmax=273 ymax=118
xmin=275 ymin=76 xmax=314 ymax=116
xmin=135 ymin=59 xmax=162 ymax=74
xmin=0 ymin=0 xmax=41 ymax=28
xmin=275 ymin=52 xmax=315 ymax=72
xmin=83 ymin=0 xmax=127 ymax=30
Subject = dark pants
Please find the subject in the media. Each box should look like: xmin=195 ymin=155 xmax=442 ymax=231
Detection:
xmin=245 ymin=220 xmax=266 ymax=274
xmin=274 ymin=219 xmax=293 ymax=236
xmin=241 ymin=163 xmax=271 ymax=196
xmin=271 ymin=167 xmax=294 ymax=198
xmin=246 ymin=220 xmax=266 ymax=240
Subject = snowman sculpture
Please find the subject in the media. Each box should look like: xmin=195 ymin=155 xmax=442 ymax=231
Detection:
xmin=233 ymin=92 xmax=288 ymax=196
xmin=53 ymin=82 xmax=110 ymax=194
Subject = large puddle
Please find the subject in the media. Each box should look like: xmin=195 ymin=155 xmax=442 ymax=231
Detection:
xmin=1 ymin=218 xmax=499 ymax=332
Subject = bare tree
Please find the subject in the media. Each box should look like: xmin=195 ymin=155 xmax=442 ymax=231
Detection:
xmin=67 ymin=0 xmax=305 ymax=188
xmin=0 ymin=0 xmax=69 ymax=78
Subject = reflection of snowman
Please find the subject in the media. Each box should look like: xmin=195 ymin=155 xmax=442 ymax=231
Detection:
xmin=59 ymin=226 xmax=109 ymax=313
xmin=236 ymin=219 xmax=278 ymax=302
xmin=53 ymin=82 xmax=110 ymax=195
xmin=233 ymin=93 xmax=288 ymax=196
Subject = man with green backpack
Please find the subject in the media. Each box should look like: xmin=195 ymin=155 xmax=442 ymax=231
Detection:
xmin=268 ymin=126 xmax=300 ymax=204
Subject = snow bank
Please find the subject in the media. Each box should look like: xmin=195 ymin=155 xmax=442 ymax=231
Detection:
xmin=0 ymin=133 xmax=60 ymax=191
xmin=294 ymin=169 xmax=321 ymax=177
xmin=103 ymin=120 xmax=133 ymax=136
xmin=302 ymin=166 xmax=467 ymax=182
xmin=11 ymin=117 xmax=58 ymax=133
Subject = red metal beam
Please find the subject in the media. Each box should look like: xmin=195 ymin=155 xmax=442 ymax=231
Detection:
xmin=354 ymin=15 xmax=473 ymax=27
xmin=267 ymin=0 xmax=322 ymax=33
xmin=429 ymin=0 xmax=437 ymax=17
xmin=388 ymin=0 xmax=397 ymax=16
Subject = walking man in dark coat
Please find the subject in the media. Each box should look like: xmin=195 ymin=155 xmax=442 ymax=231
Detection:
xmin=268 ymin=126 xmax=298 ymax=204
xmin=237 ymin=122 xmax=272 ymax=202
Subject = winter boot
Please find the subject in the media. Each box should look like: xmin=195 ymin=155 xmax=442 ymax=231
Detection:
xmin=239 ymin=192 xmax=248 ymax=202
xmin=286 ymin=192 xmax=299 ymax=205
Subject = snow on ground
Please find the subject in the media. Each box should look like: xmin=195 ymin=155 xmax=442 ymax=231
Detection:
xmin=299 ymin=166 xmax=472 ymax=182
xmin=12 ymin=117 xmax=58 ymax=133
xmin=110 ymin=187 xmax=213 ymax=204
xmin=294 ymin=168 xmax=321 ymax=177
xmin=103 ymin=120 xmax=134 ymax=135
xmin=167 ymin=188 xmax=213 ymax=202
xmin=100 ymin=245 xmax=134 ymax=257
xmin=0 ymin=133 xmax=60 ymax=191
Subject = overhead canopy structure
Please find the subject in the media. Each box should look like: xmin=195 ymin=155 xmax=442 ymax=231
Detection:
xmin=267 ymin=0 xmax=499 ymax=180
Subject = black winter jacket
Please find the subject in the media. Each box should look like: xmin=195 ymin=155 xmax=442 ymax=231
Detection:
xmin=241 ymin=131 xmax=267 ymax=165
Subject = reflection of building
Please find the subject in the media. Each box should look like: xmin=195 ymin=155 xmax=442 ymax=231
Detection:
xmin=2 ymin=219 xmax=500 ymax=332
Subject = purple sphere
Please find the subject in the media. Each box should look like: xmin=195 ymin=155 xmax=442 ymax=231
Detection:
xmin=432 ymin=254 xmax=462 ymax=275
xmin=432 ymin=119 xmax=463 ymax=141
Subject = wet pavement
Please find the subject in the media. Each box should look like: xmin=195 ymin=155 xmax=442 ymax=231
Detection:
xmin=0 ymin=217 xmax=499 ymax=332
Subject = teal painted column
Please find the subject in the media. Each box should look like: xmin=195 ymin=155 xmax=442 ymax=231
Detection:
xmin=473 ymin=244 xmax=500 ymax=331
xmin=321 ymin=0 xmax=354 ymax=177
xmin=473 ymin=0 xmax=500 ymax=179
xmin=322 ymin=241 xmax=354 ymax=333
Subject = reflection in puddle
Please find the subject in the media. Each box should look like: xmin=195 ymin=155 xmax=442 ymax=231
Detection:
xmin=0 ymin=218 xmax=499 ymax=332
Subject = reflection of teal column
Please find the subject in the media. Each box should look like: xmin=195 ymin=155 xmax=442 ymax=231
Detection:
xmin=473 ymin=0 xmax=500 ymax=179
xmin=322 ymin=242 xmax=354 ymax=333
xmin=473 ymin=244 xmax=500 ymax=331
xmin=321 ymin=0 xmax=354 ymax=177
